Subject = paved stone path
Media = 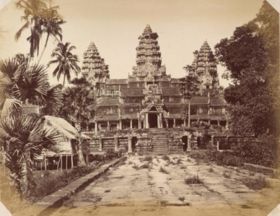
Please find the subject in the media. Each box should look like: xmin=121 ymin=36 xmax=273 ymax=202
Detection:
xmin=51 ymin=155 xmax=280 ymax=216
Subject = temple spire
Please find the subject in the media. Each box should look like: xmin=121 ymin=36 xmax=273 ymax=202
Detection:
xmin=132 ymin=25 xmax=166 ymax=79
xmin=190 ymin=41 xmax=219 ymax=94
xmin=81 ymin=42 xmax=109 ymax=85
xmin=143 ymin=24 xmax=153 ymax=34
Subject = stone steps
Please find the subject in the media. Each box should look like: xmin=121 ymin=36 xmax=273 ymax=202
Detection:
xmin=149 ymin=129 xmax=170 ymax=154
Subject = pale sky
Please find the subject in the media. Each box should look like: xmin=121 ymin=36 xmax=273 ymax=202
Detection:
xmin=0 ymin=0 xmax=265 ymax=87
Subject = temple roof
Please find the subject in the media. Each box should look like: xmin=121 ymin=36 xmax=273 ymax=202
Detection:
xmin=162 ymin=87 xmax=181 ymax=96
xmin=120 ymin=87 xmax=144 ymax=97
xmin=165 ymin=103 xmax=186 ymax=114
xmin=190 ymin=96 xmax=209 ymax=105
xmin=95 ymin=114 xmax=119 ymax=121
xmin=121 ymin=114 xmax=138 ymax=119
xmin=107 ymin=79 xmax=127 ymax=85
xmin=96 ymin=97 xmax=120 ymax=107
xmin=210 ymin=97 xmax=227 ymax=106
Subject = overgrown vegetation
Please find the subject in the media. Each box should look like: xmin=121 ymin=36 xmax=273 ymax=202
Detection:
xmin=159 ymin=166 xmax=169 ymax=174
xmin=162 ymin=155 xmax=170 ymax=161
xmin=215 ymin=1 xmax=279 ymax=166
xmin=190 ymin=148 xmax=275 ymax=168
xmin=30 ymin=165 xmax=96 ymax=200
xmin=223 ymin=170 xmax=231 ymax=178
xmin=143 ymin=156 xmax=153 ymax=163
xmin=241 ymin=175 xmax=269 ymax=190
xmin=184 ymin=175 xmax=203 ymax=185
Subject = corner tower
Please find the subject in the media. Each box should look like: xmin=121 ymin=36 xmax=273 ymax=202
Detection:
xmin=191 ymin=41 xmax=219 ymax=93
xmin=81 ymin=42 xmax=109 ymax=85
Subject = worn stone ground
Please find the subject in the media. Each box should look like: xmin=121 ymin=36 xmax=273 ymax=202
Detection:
xmin=49 ymin=155 xmax=280 ymax=216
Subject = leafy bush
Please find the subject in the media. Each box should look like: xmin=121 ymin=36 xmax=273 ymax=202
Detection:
xmin=184 ymin=175 xmax=203 ymax=184
xmin=223 ymin=170 xmax=231 ymax=178
xmin=242 ymin=176 xmax=269 ymax=190
xmin=234 ymin=135 xmax=277 ymax=167
xmin=208 ymin=151 xmax=243 ymax=167
xmin=143 ymin=156 xmax=153 ymax=162
xmin=30 ymin=165 xmax=95 ymax=200
xmin=140 ymin=163 xmax=150 ymax=169
xmin=189 ymin=151 xmax=207 ymax=161
xmin=162 ymin=155 xmax=170 ymax=161
xmin=159 ymin=166 xmax=169 ymax=174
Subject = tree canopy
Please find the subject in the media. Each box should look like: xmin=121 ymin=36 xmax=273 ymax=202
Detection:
xmin=215 ymin=1 xmax=279 ymax=136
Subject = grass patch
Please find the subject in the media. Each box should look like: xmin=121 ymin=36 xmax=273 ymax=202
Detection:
xmin=132 ymin=164 xmax=139 ymax=170
xmin=140 ymin=163 xmax=150 ymax=169
xmin=162 ymin=155 xmax=170 ymax=161
xmin=178 ymin=196 xmax=185 ymax=202
xmin=242 ymin=175 xmax=269 ymax=190
xmin=208 ymin=167 xmax=214 ymax=173
xmin=223 ymin=170 xmax=231 ymax=178
xmin=159 ymin=166 xmax=169 ymax=174
xmin=31 ymin=165 xmax=97 ymax=200
xmin=143 ymin=156 xmax=153 ymax=162
xmin=185 ymin=175 xmax=203 ymax=185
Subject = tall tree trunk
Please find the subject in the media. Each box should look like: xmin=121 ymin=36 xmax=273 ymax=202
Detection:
xmin=63 ymin=75 xmax=66 ymax=87
xmin=20 ymin=151 xmax=35 ymax=197
xmin=77 ymin=137 xmax=86 ymax=166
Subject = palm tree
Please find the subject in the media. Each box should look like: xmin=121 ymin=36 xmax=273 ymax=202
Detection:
xmin=0 ymin=112 xmax=60 ymax=196
xmin=48 ymin=42 xmax=80 ymax=86
xmin=38 ymin=4 xmax=65 ymax=62
xmin=41 ymin=84 xmax=63 ymax=115
xmin=15 ymin=0 xmax=64 ymax=58
xmin=0 ymin=55 xmax=63 ymax=116
xmin=41 ymin=4 xmax=64 ymax=47
xmin=0 ymin=57 xmax=49 ymax=105
xmin=15 ymin=0 xmax=47 ymax=57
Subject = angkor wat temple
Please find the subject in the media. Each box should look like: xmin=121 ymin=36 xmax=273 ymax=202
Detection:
xmin=81 ymin=25 xmax=229 ymax=154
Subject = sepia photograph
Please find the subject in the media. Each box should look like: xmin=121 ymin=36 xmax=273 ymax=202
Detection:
xmin=0 ymin=0 xmax=279 ymax=215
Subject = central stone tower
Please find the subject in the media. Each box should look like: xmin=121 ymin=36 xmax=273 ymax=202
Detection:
xmin=131 ymin=25 xmax=167 ymax=81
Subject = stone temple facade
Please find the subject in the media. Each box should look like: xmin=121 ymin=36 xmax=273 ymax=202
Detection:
xmin=82 ymin=25 xmax=229 ymax=154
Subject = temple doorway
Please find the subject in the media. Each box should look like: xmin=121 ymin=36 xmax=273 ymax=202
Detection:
xmin=182 ymin=136 xmax=188 ymax=152
xmin=148 ymin=112 xmax=158 ymax=128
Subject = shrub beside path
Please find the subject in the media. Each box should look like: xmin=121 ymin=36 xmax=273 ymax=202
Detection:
xmin=15 ymin=157 xmax=126 ymax=216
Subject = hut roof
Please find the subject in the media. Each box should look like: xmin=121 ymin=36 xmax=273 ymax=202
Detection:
xmin=43 ymin=115 xmax=79 ymax=140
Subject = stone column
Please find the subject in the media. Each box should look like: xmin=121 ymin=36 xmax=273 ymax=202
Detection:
xmin=225 ymin=121 xmax=229 ymax=130
xmin=159 ymin=113 xmax=163 ymax=128
xmin=99 ymin=137 xmax=103 ymax=151
xmin=128 ymin=136 xmax=132 ymax=153
xmin=107 ymin=121 xmax=110 ymax=130
xmin=173 ymin=119 xmax=176 ymax=128
xmin=138 ymin=118 xmax=141 ymax=129
xmin=119 ymin=120 xmax=122 ymax=130
xmin=211 ymin=135 xmax=215 ymax=148
xmin=95 ymin=122 xmax=98 ymax=134
xmin=157 ymin=114 xmax=160 ymax=128
xmin=145 ymin=114 xmax=149 ymax=129
xmin=183 ymin=119 xmax=186 ymax=127
xmin=130 ymin=119 xmax=133 ymax=129
xmin=114 ymin=136 xmax=119 ymax=152
xmin=217 ymin=141 xmax=220 ymax=151
xmin=166 ymin=119 xmax=169 ymax=128
xmin=187 ymin=135 xmax=192 ymax=151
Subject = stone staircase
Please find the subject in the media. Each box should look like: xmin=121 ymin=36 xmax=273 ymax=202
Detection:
xmin=149 ymin=128 xmax=169 ymax=155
